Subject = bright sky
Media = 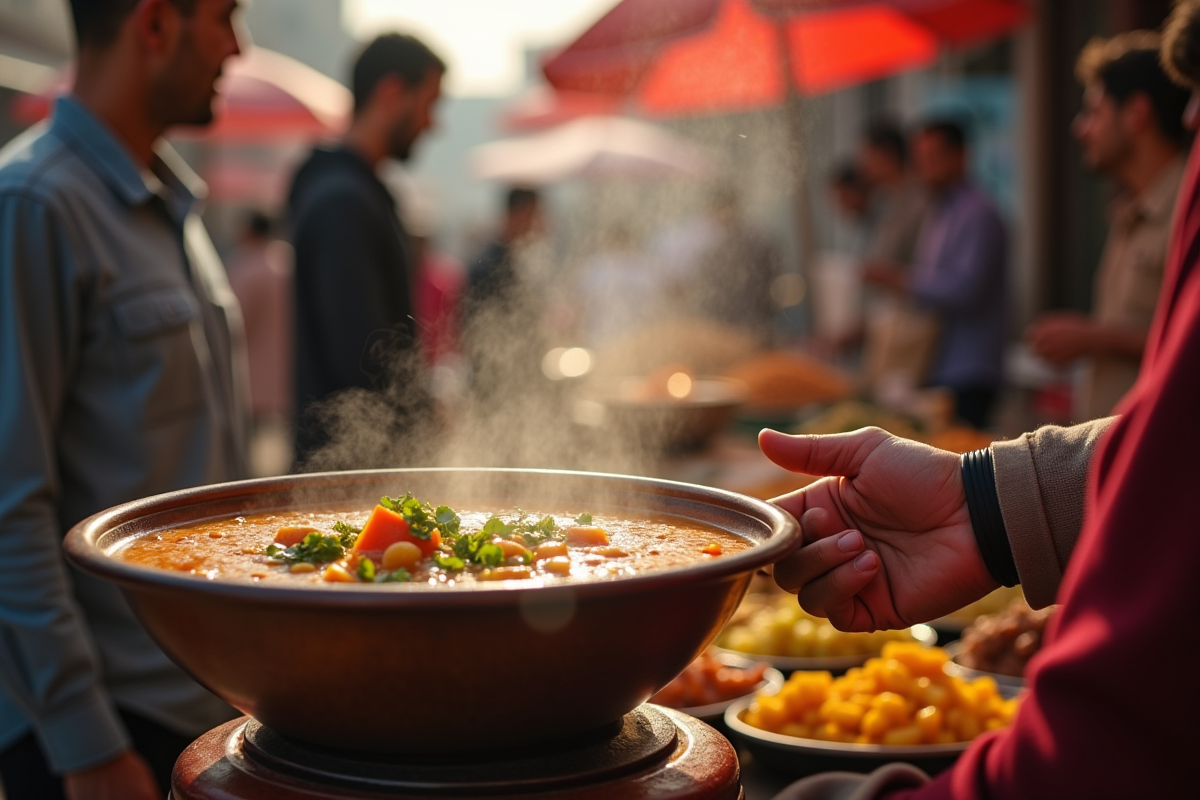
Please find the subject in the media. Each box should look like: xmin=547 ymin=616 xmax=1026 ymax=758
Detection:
xmin=344 ymin=0 xmax=617 ymax=97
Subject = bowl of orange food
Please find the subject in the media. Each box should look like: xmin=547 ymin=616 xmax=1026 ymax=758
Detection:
xmin=64 ymin=468 xmax=799 ymax=755
xmin=649 ymin=649 xmax=784 ymax=722
xmin=578 ymin=368 xmax=748 ymax=452
xmin=725 ymin=642 xmax=1021 ymax=775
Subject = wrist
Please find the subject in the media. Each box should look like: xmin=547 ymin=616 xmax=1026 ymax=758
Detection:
xmin=961 ymin=448 xmax=1019 ymax=587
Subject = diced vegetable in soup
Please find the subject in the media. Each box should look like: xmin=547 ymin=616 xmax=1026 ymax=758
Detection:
xmin=115 ymin=494 xmax=751 ymax=586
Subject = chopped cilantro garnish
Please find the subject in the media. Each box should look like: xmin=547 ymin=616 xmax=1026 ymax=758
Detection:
xmin=575 ymin=512 xmax=593 ymax=525
xmin=504 ymin=511 xmax=564 ymax=547
xmin=380 ymin=494 xmax=461 ymax=541
xmin=475 ymin=543 xmax=505 ymax=567
xmin=264 ymin=532 xmax=345 ymax=565
xmin=357 ymin=557 xmax=376 ymax=581
xmin=451 ymin=524 xmax=507 ymax=567
xmin=433 ymin=553 xmax=465 ymax=571
xmin=332 ymin=521 xmax=361 ymax=548
xmin=378 ymin=567 xmax=412 ymax=583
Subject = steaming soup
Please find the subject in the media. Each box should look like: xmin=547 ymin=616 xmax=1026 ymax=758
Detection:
xmin=116 ymin=493 xmax=751 ymax=586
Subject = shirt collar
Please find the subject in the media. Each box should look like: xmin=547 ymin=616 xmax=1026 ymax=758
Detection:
xmin=50 ymin=95 xmax=206 ymax=223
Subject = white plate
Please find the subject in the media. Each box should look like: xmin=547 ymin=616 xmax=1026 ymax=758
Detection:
xmin=713 ymin=623 xmax=937 ymax=673
xmin=724 ymin=695 xmax=970 ymax=760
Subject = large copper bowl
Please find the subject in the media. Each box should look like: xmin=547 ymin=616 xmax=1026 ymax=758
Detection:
xmin=64 ymin=469 xmax=799 ymax=754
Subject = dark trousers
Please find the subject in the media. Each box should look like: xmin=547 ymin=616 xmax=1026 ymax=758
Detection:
xmin=953 ymin=385 xmax=1000 ymax=430
xmin=0 ymin=710 xmax=194 ymax=800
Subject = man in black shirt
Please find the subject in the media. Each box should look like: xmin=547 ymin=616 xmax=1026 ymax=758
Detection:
xmin=288 ymin=33 xmax=444 ymax=465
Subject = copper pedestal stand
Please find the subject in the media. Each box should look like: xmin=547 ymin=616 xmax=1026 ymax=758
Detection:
xmin=171 ymin=704 xmax=743 ymax=799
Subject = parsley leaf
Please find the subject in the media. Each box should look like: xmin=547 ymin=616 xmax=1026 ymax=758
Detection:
xmin=263 ymin=532 xmax=345 ymax=565
xmin=480 ymin=516 xmax=513 ymax=539
xmin=378 ymin=567 xmax=412 ymax=583
xmin=357 ymin=557 xmax=376 ymax=581
xmin=332 ymin=521 xmax=361 ymax=548
xmin=444 ymin=521 xmax=511 ymax=568
xmin=508 ymin=511 xmax=563 ymax=547
xmin=575 ymin=512 xmax=593 ymax=526
xmin=475 ymin=543 xmax=505 ymax=567
xmin=380 ymin=494 xmax=461 ymax=541
xmin=433 ymin=553 xmax=465 ymax=571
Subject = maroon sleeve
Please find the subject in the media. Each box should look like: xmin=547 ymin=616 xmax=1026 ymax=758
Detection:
xmin=890 ymin=131 xmax=1200 ymax=800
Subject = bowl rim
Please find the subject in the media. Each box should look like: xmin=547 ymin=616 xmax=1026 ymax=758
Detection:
xmin=64 ymin=467 xmax=800 ymax=608
xmin=595 ymin=376 xmax=750 ymax=410
xmin=942 ymin=641 xmax=1027 ymax=692
xmin=723 ymin=696 xmax=971 ymax=758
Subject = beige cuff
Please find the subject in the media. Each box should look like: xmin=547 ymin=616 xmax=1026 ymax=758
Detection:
xmin=770 ymin=764 xmax=929 ymax=800
xmin=992 ymin=434 xmax=1062 ymax=609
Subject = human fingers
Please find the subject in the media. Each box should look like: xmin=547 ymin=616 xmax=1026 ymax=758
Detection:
xmin=799 ymin=506 xmax=848 ymax=543
xmin=796 ymin=550 xmax=880 ymax=629
xmin=773 ymin=528 xmax=866 ymax=594
xmin=64 ymin=750 xmax=161 ymax=800
xmin=759 ymin=427 xmax=890 ymax=479
xmin=768 ymin=484 xmax=844 ymax=540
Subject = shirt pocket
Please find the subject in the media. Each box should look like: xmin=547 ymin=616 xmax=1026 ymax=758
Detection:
xmin=111 ymin=286 xmax=207 ymax=426
xmin=1126 ymin=247 xmax=1166 ymax=323
xmin=113 ymin=287 xmax=198 ymax=339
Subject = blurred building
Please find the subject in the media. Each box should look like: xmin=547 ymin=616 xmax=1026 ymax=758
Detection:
xmin=242 ymin=0 xmax=355 ymax=81
xmin=0 ymin=0 xmax=70 ymax=144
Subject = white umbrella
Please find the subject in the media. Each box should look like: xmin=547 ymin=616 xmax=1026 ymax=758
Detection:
xmin=469 ymin=115 xmax=715 ymax=184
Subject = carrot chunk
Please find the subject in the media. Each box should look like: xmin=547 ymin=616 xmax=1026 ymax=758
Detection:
xmin=353 ymin=505 xmax=440 ymax=557
xmin=274 ymin=526 xmax=320 ymax=547
xmin=566 ymin=526 xmax=609 ymax=546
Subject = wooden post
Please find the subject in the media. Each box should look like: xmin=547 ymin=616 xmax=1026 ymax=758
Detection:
xmin=775 ymin=17 xmax=817 ymax=333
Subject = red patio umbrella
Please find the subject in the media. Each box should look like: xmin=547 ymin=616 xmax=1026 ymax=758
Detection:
xmin=11 ymin=47 xmax=350 ymax=142
xmin=543 ymin=0 xmax=1030 ymax=116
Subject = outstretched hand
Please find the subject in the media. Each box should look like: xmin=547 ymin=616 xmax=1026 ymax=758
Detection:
xmin=759 ymin=427 xmax=998 ymax=632
xmin=64 ymin=749 xmax=161 ymax=800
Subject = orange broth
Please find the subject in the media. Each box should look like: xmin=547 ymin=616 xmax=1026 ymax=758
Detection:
xmin=116 ymin=508 xmax=751 ymax=587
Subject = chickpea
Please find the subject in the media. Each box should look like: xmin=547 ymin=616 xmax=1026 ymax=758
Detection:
xmin=382 ymin=541 xmax=422 ymax=570
xmin=321 ymin=563 xmax=357 ymax=583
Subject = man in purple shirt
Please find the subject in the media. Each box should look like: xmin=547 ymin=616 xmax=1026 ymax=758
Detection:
xmin=866 ymin=121 xmax=1009 ymax=428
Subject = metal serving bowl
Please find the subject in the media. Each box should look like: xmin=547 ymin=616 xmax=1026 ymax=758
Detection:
xmin=64 ymin=468 xmax=799 ymax=755
xmin=578 ymin=377 xmax=748 ymax=453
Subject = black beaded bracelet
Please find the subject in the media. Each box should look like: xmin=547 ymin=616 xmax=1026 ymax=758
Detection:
xmin=960 ymin=448 xmax=1019 ymax=587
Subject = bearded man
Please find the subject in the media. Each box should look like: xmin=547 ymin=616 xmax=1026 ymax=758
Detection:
xmin=288 ymin=33 xmax=445 ymax=465
xmin=1027 ymin=32 xmax=1192 ymax=420
xmin=0 ymin=1 xmax=248 ymax=797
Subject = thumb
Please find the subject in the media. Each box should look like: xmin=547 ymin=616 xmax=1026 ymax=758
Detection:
xmin=758 ymin=427 xmax=891 ymax=478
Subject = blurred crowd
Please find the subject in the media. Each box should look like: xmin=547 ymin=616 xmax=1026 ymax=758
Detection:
xmin=218 ymin=27 xmax=1197 ymax=480
xmin=821 ymin=36 xmax=1190 ymax=433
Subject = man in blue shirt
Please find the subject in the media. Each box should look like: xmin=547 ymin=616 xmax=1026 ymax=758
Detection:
xmin=865 ymin=121 xmax=1009 ymax=428
xmin=0 ymin=1 xmax=246 ymax=798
